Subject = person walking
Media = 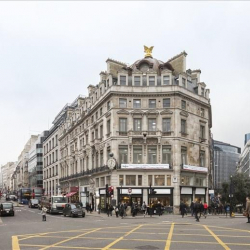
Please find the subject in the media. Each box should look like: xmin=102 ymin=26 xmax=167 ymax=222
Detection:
xmin=109 ymin=204 xmax=114 ymax=216
xmin=157 ymin=201 xmax=162 ymax=216
xmin=194 ymin=200 xmax=201 ymax=222
xmin=115 ymin=204 xmax=119 ymax=218
xmin=179 ymin=201 xmax=186 ymax=218
xmin=98 ymin=203 xmax=101 ymax=214
xmin=41 ymin=206 xmax=47 ymax=221
xmin=190 ymin=201 xmax=194 ymax=216
xmin=246 ymin=196 xmax=250 ymax=223
xmin=141 ymin=202 xmax=147 ymax=217
xmin=106 ymin=203 xmax=110 ymax=217
xmin=203 ymin=202 xmax=208 ymax=216
xmin=119 ymin=203 xmax=125 ymax=219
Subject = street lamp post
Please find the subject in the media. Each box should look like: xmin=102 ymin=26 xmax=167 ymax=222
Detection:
xmin=230 ymin=175 xmax=233 ymax=217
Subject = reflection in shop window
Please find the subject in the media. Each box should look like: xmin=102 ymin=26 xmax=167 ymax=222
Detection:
xmin=119 ymin=175 xmax=124 ymax=185
xmin=154 ymin=175 xmax=165 ymax=186
xmin=126 ymin=175 xmax=136 ymax=186
xmin=149 ymin=197 xmax=170 ymax=206
xmin=181 ymin=176 xmax=190 ymax=185
xmin=166 ymin=175 xmax=171 ymax=186
xmin=100 ymin=177 xmax=105 ymax=187
xmin=148 ymin=175 xmax=152 ymax=186
xmin=138 ymin=175 xmax=142 ymax=186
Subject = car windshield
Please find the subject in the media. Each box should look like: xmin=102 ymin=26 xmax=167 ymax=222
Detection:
xmin=70 ymin=204 xmax=76 ymax=209
xmin=3 ymin=204 xmax=13 ymax=209
xmin=53 ymin=197 xmax=67 ymax=203
xmin=76 ymin=204 xmax=82 ymax=208
xmin=31 ymin=199 xmax=38 ymax=203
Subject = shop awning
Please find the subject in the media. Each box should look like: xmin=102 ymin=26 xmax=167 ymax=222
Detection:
xmin=66 ymin=192 xmax=77 ymax=197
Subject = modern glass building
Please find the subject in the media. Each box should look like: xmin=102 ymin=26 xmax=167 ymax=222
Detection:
xmin=213 ymin=140 xmax=241 ymax=189
xmin=245 ymin=133 xmax=250 ymax=146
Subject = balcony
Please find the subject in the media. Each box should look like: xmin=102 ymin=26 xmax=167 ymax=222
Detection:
xmin=59 ymin=165 xmax=109 ymax=182
xmin=162 ymin=131 xmax=173 ymax=136
xmin=118 ymin=131 xmax=128 ymax=136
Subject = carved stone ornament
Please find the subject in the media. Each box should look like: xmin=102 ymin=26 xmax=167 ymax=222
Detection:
xmin=180 ymin=111 xmax=189 ymax=117
xmin=199 ymin=119 xmax=207 ymax=124
xmin=120 ymin=141 xmax=127 ymax=145
xmin=146 ymin=110 xmax=159 ymax=116
xmin=146 ymin=138 xmax=158 ymax=145
xmin=160 ymin=109 xmax=173 ymax=115
xmin=131 ymin=110 xmax=144 ymax=116
xmin=117 ymin=109 xmax=130 ymax=115
xmin=132 ymin=138 xmax=144 ymax=144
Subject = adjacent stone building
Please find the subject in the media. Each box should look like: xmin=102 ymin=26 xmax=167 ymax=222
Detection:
xmin=43 ymin=103 xmax=72 ymax=196
xmin=213 ymin=140 xmax=241 ymax=189
xmin=1 ymin=162 xmax=16 ymax=193
xmin=238 ymin=134 xmax=250 ymax=177
xmin=58 ymin=48 xmax=212 ymax=213
xmin=16 ymin=135 xmax=39 ymax=189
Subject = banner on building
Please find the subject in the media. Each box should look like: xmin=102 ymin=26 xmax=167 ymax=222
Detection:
xmin=183 ymin=165 xmax=208 ymax=173
xmin=121 ymin=164 xmax=170 ymax=169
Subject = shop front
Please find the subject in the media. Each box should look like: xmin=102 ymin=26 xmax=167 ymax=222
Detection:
xmin=66 ymin=186 xmax=79 ymax=203
xmin=148 ymin=188 xmax=173 ymax=207
xmin=180 ymin=187 xmax=193 ymax=207
xmin=195 ymin=187 xmax=207 ymax=203
xmin=117 ymin=188 xmax=142 ymax=206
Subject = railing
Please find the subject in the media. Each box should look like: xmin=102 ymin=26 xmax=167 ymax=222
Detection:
xmin=59 ymin=165 xmax=109 ymax=182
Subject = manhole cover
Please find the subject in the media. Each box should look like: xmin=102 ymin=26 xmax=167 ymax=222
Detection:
xmin=135 ymin=245 xmax=159 ymax=249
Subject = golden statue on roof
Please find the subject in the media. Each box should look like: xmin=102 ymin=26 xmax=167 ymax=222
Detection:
xmin=144 ymin=45 xmax=154 ymax=58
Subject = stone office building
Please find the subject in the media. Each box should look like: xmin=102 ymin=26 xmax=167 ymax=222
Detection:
xmin=58 ymin=47 xmax=212 ymax=213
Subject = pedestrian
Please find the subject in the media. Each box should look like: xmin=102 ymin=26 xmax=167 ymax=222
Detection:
xmin=194 ymin=200 xmax=201 ymax=222
xmin=115 ymin=204 xmax=119 ymax=217
xmin=179 ymin=200 xmax=186 ymax=218
xmin=98 ymin=203 xmax=101 ymax=214
xmin=157 ymin=201 xmax=162 ymax=216
xmin=190 ymin=201 xmax=194 ymax=216
xmin=109 ymin=204 xmax=114 ymax=216
xmin=86 ymin=203 xmax=90 ymax=213
xmin=41 ymin=206 xmax=47 ymax=221
xmin=141 ymin=202 xmax=147 ymax=217
xmin=106 ymin=203 xmax=110 ymax=217
xmin=245 ymin=196 xmax=250 ymax=223
xmin=149 ymin=202 xmax=154 ymax=217
xmin=120 ymin=203 xmax=125 ymax=219
xmin=204 ymin=202 xmax=208 ymax=216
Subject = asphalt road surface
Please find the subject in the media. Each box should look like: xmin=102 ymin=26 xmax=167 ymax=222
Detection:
xmin=1 ymin=204 xmax=250 ymax=250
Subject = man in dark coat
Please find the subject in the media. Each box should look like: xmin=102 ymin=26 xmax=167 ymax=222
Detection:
xmin=194 ymin=200 xmax=202 ymax=222
xmin=190 ymin=201 xmax=194 ymax=216
xmin=180 ymin=201 xmax=186 ymax=218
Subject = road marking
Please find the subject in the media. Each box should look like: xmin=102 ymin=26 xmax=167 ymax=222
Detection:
xmin=39 ymin=228 xmax=101 ymax=250
xmin=19 ymin=244 xmax=102 ymax=249
xmin=203 ymin=225 xmax=230 ymax=250
xmin=165 ymin=222 xmax=175 ymax=250
xmin=12 ymin=236 xmax=20 ymax=250
xmin=102 ymin=224 xmax=143 ymax=250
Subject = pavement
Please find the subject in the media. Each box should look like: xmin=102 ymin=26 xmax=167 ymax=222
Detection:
xmin=1 ymin=204 xmax=250 ymax=250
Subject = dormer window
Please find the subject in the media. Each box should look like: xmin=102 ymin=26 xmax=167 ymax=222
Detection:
xmin=201 ymin=87 xmax=205 ymax=96
xmin=182 ymin=78 xmax=186 ymax=88
xmin=149 ymin=76 xmax=155 ymax=86
xmin=134 ymin=76 xmax=141 ymax=86
xmin=163 ymin=75 xmax=170 ymax=85
xmin=120 ymin=75 xmax=126 ymax=86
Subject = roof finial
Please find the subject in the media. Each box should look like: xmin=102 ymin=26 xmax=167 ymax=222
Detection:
xmin=144 ymin=45 xmax=154 ymax=58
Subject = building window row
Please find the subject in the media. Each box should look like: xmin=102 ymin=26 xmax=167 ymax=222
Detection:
xmin=44 ymin=135 xmax=58 ymax=155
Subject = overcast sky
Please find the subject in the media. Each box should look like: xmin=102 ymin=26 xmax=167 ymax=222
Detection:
xmin=0 ymin=1 xmax=250 ymax=166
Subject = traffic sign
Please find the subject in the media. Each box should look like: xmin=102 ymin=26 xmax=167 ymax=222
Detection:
xmin=128 ymin=188 xmax=132 ymax=194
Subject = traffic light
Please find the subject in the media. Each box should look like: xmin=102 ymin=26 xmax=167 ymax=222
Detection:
xmin=106 ymin=184 xmax=109 ymax=197
xmin=110 ymin=186 xmax=114 ymax=196
xmin=151 ymin=189 xmax=157 ymax=195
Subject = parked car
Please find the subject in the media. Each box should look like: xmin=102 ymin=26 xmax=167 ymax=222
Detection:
xmin=0 ymin=202 xmax=15 ymax=216
xmin=29 ymin=199 xmax=39 ymax=208
xmin=63 ymin=203 xmax=85 ymax=218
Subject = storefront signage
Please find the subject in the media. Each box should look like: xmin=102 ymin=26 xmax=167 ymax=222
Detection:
xmin=128 ymin=188 xmax=132 ymax=193
xmin=196 ymin=188 xmax=206 ymax=195
xmin=121 ymin=189 xmax=142 ymax=194
xmin=121 ymin=164 xmax=170 ymax=169
xmin=183 ymin=165 xmax=208 ymax=173
xmin=154 ymin=189 xmax=171 ymax=194
xmin=181 ymin=187 xmax=192 ymax=194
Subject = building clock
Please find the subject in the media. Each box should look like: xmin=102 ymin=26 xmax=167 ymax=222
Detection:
xmin=107 ymin=158 xmax=116 ymax=169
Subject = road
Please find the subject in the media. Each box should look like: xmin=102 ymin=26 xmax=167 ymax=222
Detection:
xmin=1 ymin=204 xmax=250 ymax=250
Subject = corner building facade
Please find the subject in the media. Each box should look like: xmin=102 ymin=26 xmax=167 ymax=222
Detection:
xmin=59 ymin=49 xmax=212 ymax=213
